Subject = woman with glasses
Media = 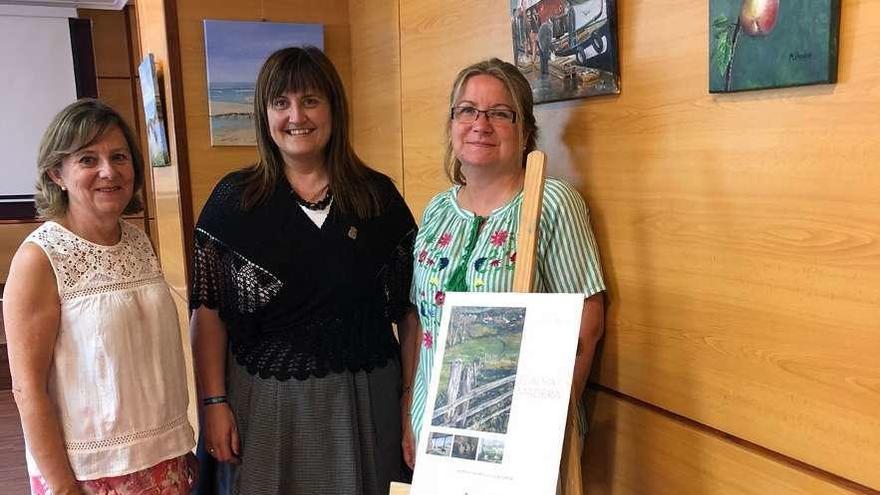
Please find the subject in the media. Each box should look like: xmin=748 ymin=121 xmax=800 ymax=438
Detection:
xmin=402 ymin=58 xmax=606 ymax=467
xmin=190 ymin=46 xmax=418 ymax=494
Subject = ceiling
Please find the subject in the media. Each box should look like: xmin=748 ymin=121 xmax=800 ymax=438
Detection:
xmin=0 ymin=0 xmax=126 ymax=10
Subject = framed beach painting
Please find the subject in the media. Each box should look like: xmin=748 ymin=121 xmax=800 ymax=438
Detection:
xmin=511 ymin=0 xmax=620 ymax=104
xmin=709 ymin=0 xmax=841 ymax=93
xmin=411 ymin=292 xmax=583 ymax=495
xmin=138 ymin=54 xmax=170 ymax=167
xmin=203 ymin=20 xmax=324 ymax=146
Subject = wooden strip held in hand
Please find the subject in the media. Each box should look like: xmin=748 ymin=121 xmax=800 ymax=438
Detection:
xmin=512 ymin=150 xmax=546 ymax=293
xmin=512 ymin=151 xmax=584 ymax=495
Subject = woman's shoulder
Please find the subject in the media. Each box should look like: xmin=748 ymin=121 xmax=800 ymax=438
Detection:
xmin=422 ymin=186 xmax=456 ymax=218
xmin=198 ymin=168 xmax=254 ymax=225
xmin=364 ymin=170 xmax=401 ymax=200
xmin=542 ymin=177 xmax=588 ymax=212
xmin=208 ymin=169 xmax=251 ymax=204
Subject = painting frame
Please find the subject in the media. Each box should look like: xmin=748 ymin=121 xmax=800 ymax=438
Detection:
xmin=137 ymin=53 xmax=170 ymax=168
xmin=412 ymin=292 xmax=583 ymax=495
xmin=709 ymin=0 xmax=842 ymax=93
xmin=511 ymin=0 xmax=621 ymax=104
xmin=203 ymin=20 xmax=324 ymax=146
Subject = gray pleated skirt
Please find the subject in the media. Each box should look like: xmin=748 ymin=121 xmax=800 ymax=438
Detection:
xmin=218 ymin=357 xmax=404 ymax=495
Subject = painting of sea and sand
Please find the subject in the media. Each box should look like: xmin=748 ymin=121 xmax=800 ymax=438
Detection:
xmin=203 ymin=20 xmax=324 ymax=146
xmin=137 ymin=54 xmax=170 ymax=167
xmin=432 ymin=306 xmax=526 ymax=434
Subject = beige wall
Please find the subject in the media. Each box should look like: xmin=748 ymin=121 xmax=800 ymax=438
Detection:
xmin=125 ymin=0 xmax=880 ymax=491
xmin=351 ymin=0 xmax=880 ymax=492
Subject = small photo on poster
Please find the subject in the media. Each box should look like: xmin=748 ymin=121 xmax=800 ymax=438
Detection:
xmin=425 ymin=432 xmax=453 ymax=457
xmin=476 ymin=438 xmax=505 ymax=464
xmin=450 ymin=435 xmax=479 ymax=461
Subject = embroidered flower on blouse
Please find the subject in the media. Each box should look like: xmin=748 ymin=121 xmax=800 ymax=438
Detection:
xmin=490 ymin=230 xmax=509 ymax=247
xmin=429 ymin=276 xmax=440 ymax=286
xmin=418 ymin=250 xmax=428 ymax=263
xmin=427 ymin=258 xmax=435 ymax=266
xmin=438 ymin=257 xmax=449 ymax=270
xmin=474 ymin=277 xmax=485 ymax=288
xmin=510 ymin=251 xmax=517 ymax=263
xmin=423 ymin=331 xmax=434 ymax=349
xmin=434 ymin=290 xmax=445 ymax=305
xmin=438 ymin=232 xmax=452 ymax=247
xmin=490 ymin=259 xmax=501 ymax=267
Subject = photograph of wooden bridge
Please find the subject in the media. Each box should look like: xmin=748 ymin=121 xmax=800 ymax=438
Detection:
xmin=432 ymin=306 xmax=526 ymax=434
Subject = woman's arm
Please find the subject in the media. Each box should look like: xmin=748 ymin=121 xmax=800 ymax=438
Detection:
xmin=397 ymin=308 xmax=421 ymax=469
xmin=3 ymin=243 xmax=82 ymax=495
xmin=191 ymin=306 xmax=240 ymax=463
xmin=571 ymin=292 xmax=605 ymax=397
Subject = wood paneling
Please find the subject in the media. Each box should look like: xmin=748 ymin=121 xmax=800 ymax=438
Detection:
xmin=135 ymin=0 xmax=192 ymax=300
xmin=0 ymin=391 xmax=27 ymax=494
xmin=0 ymin=222 xmax=40 ymax=283
xmin=97 ymin=77 xmax=138 ymax=140
xmin=78 ymin=9 xmax=131 ymax=78
xmin=175 ymin=0 xmax=352 ymax=219
xmin=583 ymin=390 xmax=861 ymax=494
xmin=399 ymin=0 xmax=511 ymax=221
xmin=349 ymin=0 xmax=403 ymax=186
xmin=393 ymin=0 xmax=880 ymax=490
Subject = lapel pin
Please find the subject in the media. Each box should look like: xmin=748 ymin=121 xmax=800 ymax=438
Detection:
xmin=348 ymin=226 xmax=358 ymax=240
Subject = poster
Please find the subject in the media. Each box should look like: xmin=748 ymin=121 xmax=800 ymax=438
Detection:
xmin=412 ymin=292 xmax=583 ymax=495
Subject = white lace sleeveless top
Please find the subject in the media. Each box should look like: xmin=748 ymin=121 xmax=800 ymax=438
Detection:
xmin=23 ymin=221 xmax=195 ymax=481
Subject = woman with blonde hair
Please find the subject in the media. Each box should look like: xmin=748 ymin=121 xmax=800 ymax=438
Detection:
xmin=403 ymin=59 xmax=606 ymax=466
xmin=3 ymin=98 xmax=196 ymax=494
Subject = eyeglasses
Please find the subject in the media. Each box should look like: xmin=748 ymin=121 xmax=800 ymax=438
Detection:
xmin=450 ymin=106 xmax=517 ymax=124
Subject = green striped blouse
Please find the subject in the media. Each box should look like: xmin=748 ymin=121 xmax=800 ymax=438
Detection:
xmin=409 ymin=176 xmax=606 ymax=437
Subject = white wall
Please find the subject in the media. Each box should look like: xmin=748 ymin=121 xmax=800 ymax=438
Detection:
xmin=0 ymin=5 xmax=77 ymax=198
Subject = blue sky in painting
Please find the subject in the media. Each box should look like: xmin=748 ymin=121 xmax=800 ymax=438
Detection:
xmin=204 ymin=20 xmax=324 ymax=84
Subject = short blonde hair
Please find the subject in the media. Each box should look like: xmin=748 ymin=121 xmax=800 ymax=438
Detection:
xmin=34 ymin=99 xmax=145 ymax=219
xmin=443 ymin=58 xmax=538 ymax=185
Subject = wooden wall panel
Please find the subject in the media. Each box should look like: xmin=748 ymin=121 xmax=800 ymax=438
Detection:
xmin=583 ymin=390 xmax=861 ymax=494
xmin=399 ymin=0 xmax=510 ymax=221
xmin=81 ymin=8 xmax=131 ymax=78
xmin=349 ymin=0 xmax=403 ymax=186
xmin=96 ymin=78 xmax=138 ymax=138
xmin=0 ymin=223 xmax=40 ymax=283
xmin=135 ymin=0 xmax=191 ymax=299
xmin=175 ymin=0 xmax=352 ymax=219
xmin=395 ymin=0 xmax=880 ymax=490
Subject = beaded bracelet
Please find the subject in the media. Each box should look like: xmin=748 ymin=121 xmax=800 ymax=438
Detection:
xmin=203 ymin=395 xmax=228 ymax=406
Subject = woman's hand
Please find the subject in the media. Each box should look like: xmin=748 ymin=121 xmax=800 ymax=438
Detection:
xmin=203 ymin=403 xmax=241 ymax=464
xmin=402 ymin=415 xmax=416 ymax=470
xmin=53 ymin=483 xmax=85 ymax=495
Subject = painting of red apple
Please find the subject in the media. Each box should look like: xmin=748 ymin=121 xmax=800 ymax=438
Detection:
xmin=709 ymin=0 xmax=841 ymax=93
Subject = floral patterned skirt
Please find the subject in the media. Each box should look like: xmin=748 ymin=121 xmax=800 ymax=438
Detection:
xmin=31 ymin=453 xmax=198 ymax=495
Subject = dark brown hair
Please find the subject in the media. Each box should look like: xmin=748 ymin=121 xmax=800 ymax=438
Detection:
xmin=241 ymin=46 xmax=381 ymax=218
xmin=444 ymin=58 xmax=538 ymax=185
xmin=34 ymin=98 xmax=145 ymax=219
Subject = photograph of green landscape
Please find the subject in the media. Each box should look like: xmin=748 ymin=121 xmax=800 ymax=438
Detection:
xmin=431 ymin=306 xmax=526 ymax=434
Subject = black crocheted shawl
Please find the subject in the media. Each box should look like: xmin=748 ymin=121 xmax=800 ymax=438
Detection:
xmin=190 ymin=170 xmax=416 ymax=381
